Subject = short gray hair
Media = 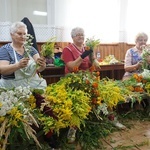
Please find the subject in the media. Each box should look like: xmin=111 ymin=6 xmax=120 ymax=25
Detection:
xmin=71 ymin=27 xmax=84 ymax=38
xmin=10 ymin=22 xmax=27 ymax=34
xmin=135 ymin=32 xmax=148 ymax=42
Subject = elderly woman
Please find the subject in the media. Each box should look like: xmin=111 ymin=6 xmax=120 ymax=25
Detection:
xmin=62 ymin=27 xmax=99 ymax=74
xmin=0 ymin=22 xmax=47 ymax=89
xmin=123 ymin=32 xmax=148 ymax=80
xmin=62 ymin=27 xmax=126 ymax=144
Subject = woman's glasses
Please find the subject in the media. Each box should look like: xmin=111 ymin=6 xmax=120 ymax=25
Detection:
xmin=75 ymin=34 xmax=85 ymax=37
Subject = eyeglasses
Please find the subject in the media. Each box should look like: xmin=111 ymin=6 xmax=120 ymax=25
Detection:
xmin=75 ymin=34 xmax=85 ymax=37
xmin=138 ymin=39 xmax=147 ymax=42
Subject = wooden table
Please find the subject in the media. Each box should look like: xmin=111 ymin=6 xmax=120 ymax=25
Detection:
xmin=40 ymin=66 xmax=65 ymax=85
xmin=99 ymin=63 xmax=125 ymax=80
xmin=41 ymin=63 xmax=125 ymax=85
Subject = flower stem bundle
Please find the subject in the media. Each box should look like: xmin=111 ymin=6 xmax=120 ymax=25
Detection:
xmin=85 ymin=36 xmax=100 ymax=63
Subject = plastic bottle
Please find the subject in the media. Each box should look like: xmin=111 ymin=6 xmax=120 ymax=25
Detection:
xmin=96 ymin=50 xmax=101 ymax=62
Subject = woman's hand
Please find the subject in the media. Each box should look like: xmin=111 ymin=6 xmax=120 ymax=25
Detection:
xmin=93 ymin=59 xmax=101 ymax=69
xmin=18 ymin=58 xmax=30 ymax=68
xmin=137 ymin=60 xmax=143 ymax=68
xmin=36 ymin=57 xmax=46 ymax=68
xmin=36 ymin=57 xmax=46 ymax=72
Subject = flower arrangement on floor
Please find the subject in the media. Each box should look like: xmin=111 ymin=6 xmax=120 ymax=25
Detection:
xmin=122 ymin=73 xmax=150 ymax=107
xmin=0 ymin=67 xmax=150 ymax=149
xmin=0 ymin=86 xmax=41 ymax=150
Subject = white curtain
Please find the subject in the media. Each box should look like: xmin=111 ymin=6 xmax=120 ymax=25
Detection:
xmin=54 ymin=0 xmax=150 ymax=43
xmin=1 ymin=0 xmax=150 ymax=43
xmin=54 ymin=0 xmax=120 ymax=43
xmin=126 ymin=0 xmax=150 ymax=43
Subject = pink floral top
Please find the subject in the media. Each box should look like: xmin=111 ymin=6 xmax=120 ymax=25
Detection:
xmin=124 ymin=46 xmax=142 ymax=77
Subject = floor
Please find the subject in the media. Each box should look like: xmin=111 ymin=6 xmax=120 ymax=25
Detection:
xmin=101 ymin=120 xmax=150 ymax=150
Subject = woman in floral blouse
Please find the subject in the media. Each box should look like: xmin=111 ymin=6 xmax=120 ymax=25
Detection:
xmin=123 ymin=32 xmax=148 ymax=80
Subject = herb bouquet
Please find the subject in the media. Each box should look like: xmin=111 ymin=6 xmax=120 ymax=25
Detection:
xmin=140 ymin=45 xmax=150 ymax=80
xmin=41 ymin=37 xmax=56 ymax=65
xmin=85 ymin=36 xmax=100 ymax=63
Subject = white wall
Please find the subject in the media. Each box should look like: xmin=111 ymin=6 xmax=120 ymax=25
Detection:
xmin=0 ymin=0 xmax=47 ymax=24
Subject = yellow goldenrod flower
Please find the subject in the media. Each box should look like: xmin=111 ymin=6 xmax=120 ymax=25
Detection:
xmin=0 ymin=116 xmax=5 ymax=123
xmin=0 ymin=102 xmax=2 ymax=108
xmin=27 ymin=95 xmax=36 ymax=109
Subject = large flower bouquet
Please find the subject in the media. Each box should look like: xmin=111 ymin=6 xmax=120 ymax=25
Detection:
xmin=0 ymin=86 xmax=41 ymax=150
xmin=0 ymin=66 xmax=149 ymax=150
xmin=34 ymin=84 xmax=91 ymax=135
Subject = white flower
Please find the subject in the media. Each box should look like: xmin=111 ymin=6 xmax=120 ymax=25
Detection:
xmin=14 ymin=86 xmax=32 ymax=100
xmin=0 ymin=86 xmax=32 ymax=116
xmin=0 ymin=108 xmax=6 ymax=116
xmin=24 ymin=34 xmax=34 ymax=57
xmin=97 ymin=103 xmax=108 ymax=115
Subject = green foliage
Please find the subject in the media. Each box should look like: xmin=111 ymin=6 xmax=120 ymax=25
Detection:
xmin=7 ymin=126 xmax=36 ymax=150
xmin=41 ymin=37 xmax=56 ymax=58
xmin=141 ymin=45 xmax=150 ymax=70
xmin=76 ymin=117 xmax=116 ymax=150
xmin=85 ymin=36 xmax=100 ymax=50
xmin=32 ymin=88 xmax=45 ymax=95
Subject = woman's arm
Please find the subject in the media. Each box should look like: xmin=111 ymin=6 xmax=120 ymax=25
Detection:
xmin=0 ymin=58 xmax=30 ymax=75
xmin=124 ymin=49 xmax=142 ymax=72
xmin=66 ymin=57 xmax=83 ymax=72
xmin=62 ymin=48 xmax=83 ymax=72
xmin=124 ymin=62 xmax=142 ymax=72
